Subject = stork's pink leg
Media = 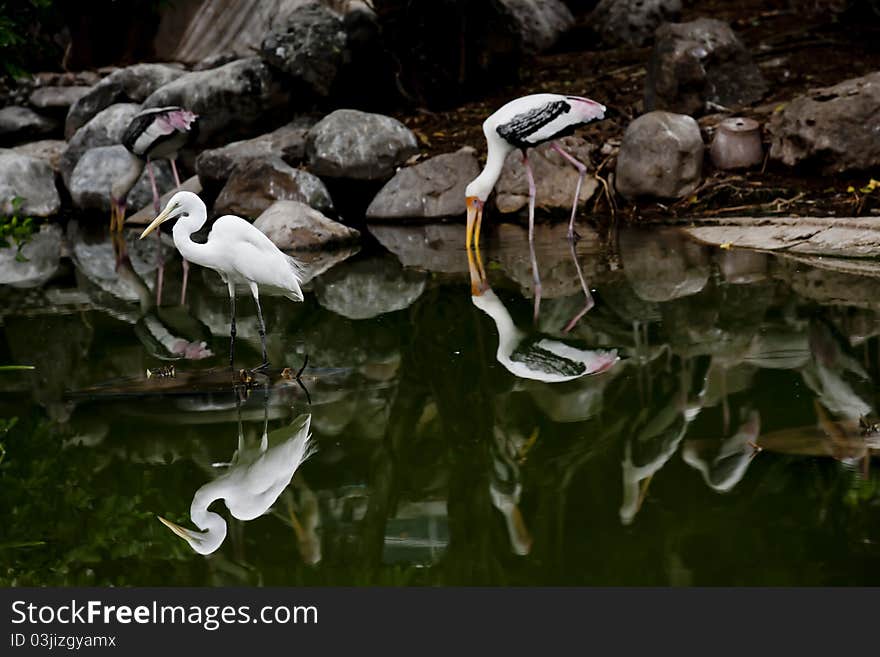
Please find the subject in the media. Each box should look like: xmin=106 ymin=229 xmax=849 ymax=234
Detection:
xmin=170 ymin=157 xmax=190 ymax=306
xmin=562 ymin=237 xmax=595 ymax=333
xmin=522 ymin=151 xmax=541 ymax=323
xmin=551 ymin=142 xmax=587 ymax=242
xmin=145 ymin=159 xmax=165 ymax=305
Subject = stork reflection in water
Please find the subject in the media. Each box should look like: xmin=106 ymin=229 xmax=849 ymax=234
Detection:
xmin=159 ymin=383 xmax=315 ymax=555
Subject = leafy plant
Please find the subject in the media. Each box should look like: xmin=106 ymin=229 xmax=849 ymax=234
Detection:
xmin=0 ymin=197 xmax=37 ymax=262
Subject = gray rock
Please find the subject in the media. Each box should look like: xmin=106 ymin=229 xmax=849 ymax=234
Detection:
xmin=589 ymin=0 xmax=681 ymax=47
xmin=645 ymin=18 xmax=767 ymax=115
xmin=768 ymin=72 xmax=880 ymax=173
xmin=143 ymin=58 xmax=291 ymax=146
xmin=29 ymin=86 xmax=91 ymax=111
xmin=64 ymin=64 xmax=184 ymax=139
xmin=313 ymin=256 xmax=427 ymax=320
xmin=499 ymin=0 xmax=574 ymax=53
xmin=495 ymin=136 xmax=599 ymax=213
xmin=0 ymin=149 xmax=61 ymax=217
xmin=254 ymin=200 xmax=360 ymax=250
xmin=260 ymin=2 xmax=347 ymax=96
xmin=366 ymin=147 xmax=480 ymax=220
xmin=60 ymin=102 xmax=142 ymax=189
xmin=69 ymin=145 xmax=175 ymax=213
xmin=195 ymin=116 xmax=315 ymax=189
xmin=620 ymin=227 xmax=710 ymax=302
xmin=12 ymin=140 xmax=66 ymax=172
xmin=306 ymin=109 xmax=419 ymax=180
xmin=214 ymin=157 xmax=333 ymax=218
xmin=0 ymin=106 xmax=57 ymax=145
xmin=0 ymin=224 xmax=62 ymax=288
xmin=615 ymin=111 xmax=703 ymax=200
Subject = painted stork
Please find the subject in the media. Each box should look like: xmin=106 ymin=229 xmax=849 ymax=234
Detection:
xmin=111 ymin=106 xmax=198 ymax=305
xmin=465 ymin=93 xmax=606 ymax=316
xmin=140 ymin=191 xmax=305 ymax=373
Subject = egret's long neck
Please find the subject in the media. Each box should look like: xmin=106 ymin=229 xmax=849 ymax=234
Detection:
xmin=185 ymin=487 xmax=228 ymax=554
xmin=471 ymin=288 xmax=522 ymax=357
xmin=468 ymin=139 xmax=511 ymax=200
xmin=171 ymin=211 xmax=210 ymax=263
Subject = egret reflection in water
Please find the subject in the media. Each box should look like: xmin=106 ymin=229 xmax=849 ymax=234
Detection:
xmin=159 ymin=381 xmax=315 ymax=555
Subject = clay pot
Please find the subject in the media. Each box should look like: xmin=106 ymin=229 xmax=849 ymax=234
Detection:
xmin=709 ymin=117 xmax=763 ymax=170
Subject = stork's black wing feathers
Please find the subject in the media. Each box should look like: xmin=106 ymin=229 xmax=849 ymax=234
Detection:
xmin=509 ymin=337 xmax=587 ymax=377
xmin=496 ymin=100 xmax=571 ymax=149
xmin=121 ymin=110 xmax=159 ymax=154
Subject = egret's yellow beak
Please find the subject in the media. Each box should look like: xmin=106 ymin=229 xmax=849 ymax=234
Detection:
xmin=140 ymin=204 xmax=176 ymax=240
xmin=157 ymin=515 xmax=196 ymax=541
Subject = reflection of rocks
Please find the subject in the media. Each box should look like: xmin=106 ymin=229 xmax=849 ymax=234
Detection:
xmin=64 ymin=63 xmax=184 ymax=138
xmin=313 ymin=256 xmax=427 ymax=320
xmin=69 ymin=145 xmax=175 ymax=212
xmin=494 ymin=136 xmax=598 ymax=214
xmin=526 ymin=366 xmax=620 ymax=422
xmin=195 ymin=117 xmax=315 ymax=189
xmin=0 ymin=106 xmax=57 ymax=145
xmin=620 ymin=227 xmax=710 ymax=302
xmin=0 ymin=224 xmax=62 ymax=288
xmin=780 ymin=261 xmax=880 ymax=309
xmin=716 ymin=249 xmax=768 ymax=284
xmin=368 ymin=224 xmax=467 ymax=274
xmin=296 ymin=247 xmax=360 ymax=287
xmin=366 ymin=147 xmax=480 ymax=220
xmin=769 ymin=72 xmax=880 ymax=173
xmin=0 ymin=150 xmax=61 ymax=217
xmin=260 ymin=2 xmax=347 ymax=96
xmin=305 ymin=109 xmax=419 ymax=180
xmin=615 ymin=111 xmax=703 ymax=200
xmin=60 ymin=102 xmax=141 ymax=188
xmin=254 ymin=200 xmax=360 ymax=250
xmin=645 ymin=18 xmax=767 ymax=115
xmin=214 ymin=157 xmax=334 ymax=218
xmin=143 ymin=58 xmax=291 ymax=146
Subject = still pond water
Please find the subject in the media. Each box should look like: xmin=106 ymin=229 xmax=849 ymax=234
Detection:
xmin=2 ymin=219 xmax=880 ymax=586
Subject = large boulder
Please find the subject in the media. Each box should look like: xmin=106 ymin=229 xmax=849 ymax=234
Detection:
xmin=615 ymin=111 xmax=703 ymax=200
xmin=254 ymin=200 xmax=361 ymax=250
xmin=214 ymin=157 xmax=334 ymax=218
xmin=64 ymin=64 xmax=184 ymax=138
xmin=0 ymin=224 xmax=62 ymax=288
xmin=11 ymin=140 xmax=66 ymax=173
xmin=768 ymin=72 xmax=880 ymax=173
xmin=0 ymin=106 xmax=57 ymax=146
xmin=260 ymin=2 xmax=347 ymax=96
xmin=589 ymin=0 xmax=681 ymax=47
xmin=142 ymin=57 xmax=291 ymax=146
xmin=306 ymin=109 xmax=419 ymax=180
xmin=500 ymin=0 xmax=574 ymax=53
xmin=68 ymin=145 xmax=175 ymax=213
xmin=495 ymin=136 xmax=599 ymax=213
xmin=645 ymin=18 xmax=767 ymax=116
xmin=0 ymin=149 xmax=61 ymax=217
xmin=366 ymin=147 xmax=480 ymax=220
xmin=60 ymin=102 xmax=142 ymax=189
xmin=29 ymin=86 xmax=91 ymax=112
xmin=195 ymin=117 xmax=315 ymax=189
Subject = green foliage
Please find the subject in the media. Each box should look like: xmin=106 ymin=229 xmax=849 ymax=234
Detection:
xmin=0 ymin=0 xmax=61 ymax=78
xmin=0 ymin=197 xmax=37 ymax=262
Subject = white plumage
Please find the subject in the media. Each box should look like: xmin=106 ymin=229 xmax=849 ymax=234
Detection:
xmin=140 ymin=191 xmax=304 ymax=370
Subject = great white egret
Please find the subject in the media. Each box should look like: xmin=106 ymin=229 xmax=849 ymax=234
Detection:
xmin=159 ymin=395 xmax=315 ymax=556
xmin=139 ymin=191 xmax=304 ymax=371
xmin=113 ymin=106 xmax=198 ymax=305
xmin=465 ymin=94 xmax=606 ymax=313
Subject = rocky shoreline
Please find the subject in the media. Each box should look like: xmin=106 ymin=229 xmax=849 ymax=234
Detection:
xmin=2 ymin=0 xmax=880 ymax=275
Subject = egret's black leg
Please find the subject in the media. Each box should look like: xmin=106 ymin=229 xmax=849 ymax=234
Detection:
xmin=295 ymin=354 xmax=311 ymax=405
xmin=228 ymin=280 xmax=237 ymax=370
xmin=522 ymin=150 xmax=541 ymax=324
xmin=551 ymin=142 xmax=587 ymax=242
xmin=250 ymin=283 xmax=269 ymax=372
